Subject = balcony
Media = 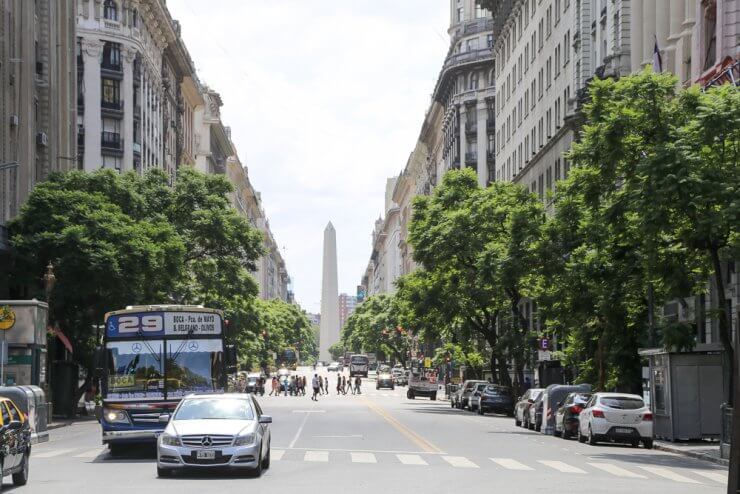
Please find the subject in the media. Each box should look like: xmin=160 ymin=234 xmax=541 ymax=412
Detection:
xmin=77 ymin=131 xmax=85 ymax=148
xmin=487 ymin=151 xmax=495 ymax=163
xmin=461 ymin=17 xmax=494 ymax=36
xmin=133 ymin=142 xmax=141 ymax=155
xmin=465 ymin=152 xmax=478 ymax=165
xmin=101 ymin=60 xmax=122 ymax=76
xmin=101 ymin=99 xmax=123 ymax=118
xmin=487 ymin=118 xmax=495 ymax=131
xmin=465 ymin=120 xmax=478 ymax=134
xmin=101 ymin=132 xmax=123 ymax=154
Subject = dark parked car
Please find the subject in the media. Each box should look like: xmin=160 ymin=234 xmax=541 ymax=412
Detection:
xmin=554 ymin=392 xmax=592 ymax=439
xmin=514 ymin=388 xmax=543 ymax=427
xmin=541 ymin=384 xmax=592 ymax=435
xmin=0 ymin=397 xmax=31 ymax=488
xmin=473 ymin=385 xmax=514 ymax=416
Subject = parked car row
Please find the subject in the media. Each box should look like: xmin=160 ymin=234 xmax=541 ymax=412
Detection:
xmin=513 ymin=384 xmax=654 ymax=449
xmin=451 ymin=380 xmax=515 ymax=416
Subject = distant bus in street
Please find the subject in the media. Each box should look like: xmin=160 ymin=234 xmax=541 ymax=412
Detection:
xmin=280 ymin=347 xmax=299 ymax=369
xmin=97 ymin=305 xmax=237 ymax=455
xmin=349 ymin=354 xmax=369 ymax=377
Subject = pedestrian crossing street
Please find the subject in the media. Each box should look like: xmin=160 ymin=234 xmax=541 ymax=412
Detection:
xmin=29 ymin=445 xmax=727 ymax=487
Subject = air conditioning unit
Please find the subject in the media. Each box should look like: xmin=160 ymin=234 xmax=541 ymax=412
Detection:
xmin=8 ymin=115 xmax=18 ymax=127
xmin=36 ymin=131 xmax=49 ymax=147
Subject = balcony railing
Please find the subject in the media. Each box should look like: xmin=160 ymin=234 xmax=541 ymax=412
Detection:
xmin=133 ymin=142 xmax=142 ymax=155
xmin=487 ymin=118 xmax=495 ymax=131
xmin=443 ymin=48 xmax=494 ymax=74
xmin=101 ymin=60 xmax=122 ymax=72
xmin=465 ymin=152 xmax=478 ymax=164
xmin=465 ymin=121 xmax=477 ymax=133
xmin=101 ymin=132 xmax=122 ymax=150
xmin=101 ymin=99 xmax=123 ymax=111
xmin=487 ymin=151 xmax=495 ymax=162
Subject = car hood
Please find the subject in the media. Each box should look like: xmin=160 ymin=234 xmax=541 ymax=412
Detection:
xmin=170 ymin=419 xmax=256 ymax=437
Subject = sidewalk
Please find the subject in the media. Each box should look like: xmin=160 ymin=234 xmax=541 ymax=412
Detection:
xmin=654 ymin=439 xmax=728 ymax=467
xmin=48 ymin=415 xmax=98 ymax=431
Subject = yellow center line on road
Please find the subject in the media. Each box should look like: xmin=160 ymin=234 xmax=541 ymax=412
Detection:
xmin=361 ymin=398 xmax=443 ymax=454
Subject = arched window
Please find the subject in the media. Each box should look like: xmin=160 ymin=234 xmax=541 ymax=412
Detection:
xmin=104 ymin=0 xmax=118 ymax=21
xmin=488 ymin=69 xmax=495 ymax=87
xmin=469 ymin=72 xmax=479 ymax=90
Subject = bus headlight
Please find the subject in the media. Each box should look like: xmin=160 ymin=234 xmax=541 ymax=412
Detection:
xmin=103 ymin=408 xmax=131 ymax=424
xmin=233 ymin=433 xmax=255 ymax=446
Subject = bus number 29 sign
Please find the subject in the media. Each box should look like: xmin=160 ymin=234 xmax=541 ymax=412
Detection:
xmin=106 ymin=311 xmax=222 ymax=337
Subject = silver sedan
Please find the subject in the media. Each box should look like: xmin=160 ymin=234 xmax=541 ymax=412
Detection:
xmin=156 ymin=393 xmax=272 ymax=477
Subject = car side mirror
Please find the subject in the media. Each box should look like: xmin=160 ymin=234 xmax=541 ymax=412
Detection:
xmin=7 ymin=421 xmax=23 ymax=431
xmin=258 ymin=415 xmax=272 ymax=424
xmin=158 ymin=414 xmax=171 ymax=423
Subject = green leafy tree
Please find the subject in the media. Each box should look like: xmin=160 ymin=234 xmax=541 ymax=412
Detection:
xmin=341 ymin=294 xmax=409 ymax=363
xmin=328 ymin=342 xmax=346 ymax=361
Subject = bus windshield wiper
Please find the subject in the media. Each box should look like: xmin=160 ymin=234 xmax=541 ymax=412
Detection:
xmin=169 ymin=328 xmax=196 ymax=362
xmin=136 ymin=329 xmax=162 ymax=363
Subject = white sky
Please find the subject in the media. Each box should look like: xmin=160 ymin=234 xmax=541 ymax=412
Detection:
xmin=167 ymin=1 xmax=450 ymax=313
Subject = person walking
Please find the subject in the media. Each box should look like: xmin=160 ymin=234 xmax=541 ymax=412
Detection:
xmin=337 ymin=375 xmax=342 ymax=395
xmin=354 ymin=375 xmax=362 ymax=395
xmin=350 ymin=375 xmax=356 ymax=395
xmin=269 ymin=376 xmax=278 ymax=396
xmin=311 ymin=374 xmax=320 ymax=401
xmin=324 ymin=376 xmax=329 ymax=395
xmin=319 ymin=375 xmax=325 ymax=395
xmin=341 ymin=375 xmax=348 ymax=395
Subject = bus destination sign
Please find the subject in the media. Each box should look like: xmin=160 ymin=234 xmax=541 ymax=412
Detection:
xmin=106 ymin=311 xmax=222 ymax=337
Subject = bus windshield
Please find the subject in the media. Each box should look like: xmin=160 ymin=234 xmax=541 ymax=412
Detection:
xmin=165 ymin=339 xmax=225 ymax=398
xmin=106 ymin=340 xmax=164 ymax=400
xmin=351 ymin=355 xmax=368 ymax=364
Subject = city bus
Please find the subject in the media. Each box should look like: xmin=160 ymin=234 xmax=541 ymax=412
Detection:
xmin=349 ymin=354 xmax=369 ymax=377
xmin=280 ymin=347 xmax=299 ymax=370
xmin=96 ymin=305 xmax=236 ymax=454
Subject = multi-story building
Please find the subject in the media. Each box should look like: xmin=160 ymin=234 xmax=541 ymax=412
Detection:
xmin=363 ymin=178 xmax=402 ymax=298
xmin=338 ymin=293 xmax=358 ymax=329
xmin=76 ymin=0 xmax=191 ymax=176
xmin=0 ymin=0 xmax=77 ymax=251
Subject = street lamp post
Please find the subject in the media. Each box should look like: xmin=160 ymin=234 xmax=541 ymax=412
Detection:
xmin=42 ymin=262 xmax=56 ymax=405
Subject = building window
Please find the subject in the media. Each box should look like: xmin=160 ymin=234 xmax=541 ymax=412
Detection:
xmin=102 ymin=42 xmax=121 ymax=70
xmin=555 ymin=0 xmax=561 ymax=24
xmin=487 ymin=34 xmax=494 ymax=48
xmin=467 ymin=38 xmax=479 ymax=52
xmin=546 ymin=6 xmax=552 ymax=37
xmin=132 ymin=8 xmax=138 ymax=27
xmin=104 ymin=0 xmax=118 ymax=21
xmin=102 ymin=78 xmax=120 ymax=106
xmin=469 ymin=72 xmax=479 ymax=90
xmin=457 ymin=7 xmax=464 ymax=22
xmin=564 ymin=31 xmax=570 ymax=64
xmin=546 ymin=166 xmax=552 ymax=190
xmin=701 ymin=0 xmax=717 ymax=71
xmin=555 ymin=158 xmax=561 ymax=180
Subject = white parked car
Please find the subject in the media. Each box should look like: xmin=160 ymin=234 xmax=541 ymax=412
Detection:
xmin=327 ymin=362 xmax=340 ymax=372
xmin=577 ymin=392 xmax=653 ymax=448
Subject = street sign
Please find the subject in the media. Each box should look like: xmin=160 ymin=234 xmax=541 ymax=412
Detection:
xmin=540 ymin=337 xmax=550 ymax=351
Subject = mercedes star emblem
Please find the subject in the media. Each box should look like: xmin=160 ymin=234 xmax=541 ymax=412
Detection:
xmin=201 ymin=436 xmax=212 ymax=447
xmin=188 ymin=341 xmax=199 ymax=351
xmin=131 ymin=343 xmax=142 ymax=354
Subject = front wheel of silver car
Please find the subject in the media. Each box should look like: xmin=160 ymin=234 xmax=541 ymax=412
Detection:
xmin=157 ymin=466 xmax=172 ymax=478
xmin=12 ymin=452 xmax=28 ymax=486
xmin=262 ymin=443 xmax=271 ymax=470
xmin=251 ymin=447 xmax=263 ymax=477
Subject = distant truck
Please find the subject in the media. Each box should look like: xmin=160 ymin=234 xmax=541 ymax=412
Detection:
xmin=407 ymin=361 xmax=438 ymax=400
xmin=349 ymin=354 xmax=369 ymax=377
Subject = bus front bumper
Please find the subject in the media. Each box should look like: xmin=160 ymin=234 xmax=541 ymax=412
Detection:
xmin=103 ymin=429 xmax=163 ymax=443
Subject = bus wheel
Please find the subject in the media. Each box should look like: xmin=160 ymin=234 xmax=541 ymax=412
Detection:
xmin=407 ymin=390 xmax=415 ymax=399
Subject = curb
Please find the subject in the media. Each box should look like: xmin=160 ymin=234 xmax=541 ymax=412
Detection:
xmin=654 ymin=443 xmax=729 ymax=467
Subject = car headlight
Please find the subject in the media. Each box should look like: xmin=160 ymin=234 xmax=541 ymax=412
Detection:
xmin=161 ymin=434 xmax=181 ymax=447
xmin=103 ymin=408 xmax=130 ymax=424
xmin=233 ymin=433 xmax=256 ymax=446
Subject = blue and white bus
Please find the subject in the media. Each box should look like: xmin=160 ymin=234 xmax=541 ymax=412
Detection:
xmin=97 ymin=305 xmax=236 ymax=453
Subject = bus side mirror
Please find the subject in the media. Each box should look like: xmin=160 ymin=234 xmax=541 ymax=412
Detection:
xmin=93 ymin=346 xmax=105 ymax=378
xmin=226 ymin=345 xmax=238 ymax=374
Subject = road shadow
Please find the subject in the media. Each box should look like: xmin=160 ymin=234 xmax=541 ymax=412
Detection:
xmin=92 ymin=444 xmax=156 ymax=464
xmin=583 ymin=447 xmax=727 ymax=471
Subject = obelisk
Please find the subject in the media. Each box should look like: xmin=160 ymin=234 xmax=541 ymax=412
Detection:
xmin=319 ymin=222 xmax=340 ymax=362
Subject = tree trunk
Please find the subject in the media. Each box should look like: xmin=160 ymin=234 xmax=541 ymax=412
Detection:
xmin=709 ymin=247 xmax=735 ymax=406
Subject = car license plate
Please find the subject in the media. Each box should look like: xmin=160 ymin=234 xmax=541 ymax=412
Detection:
xmin=196 ymin=450 xmax=216 ymax=460
xmin=615 ymin=427 xmax=633 ymax=434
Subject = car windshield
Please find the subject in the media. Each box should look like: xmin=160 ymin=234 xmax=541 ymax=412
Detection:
xmin=165 ymin=339 xmax=225 ymax=398
xmin=106 ymin=340 xmax=164 ymax=400
xmin=174 ymin=398 xmax=254 ymax=420
xmin=600 ymin=396 xmax=645 ymax=409
xmin=485 ymin=386 xmax=510 ymax=396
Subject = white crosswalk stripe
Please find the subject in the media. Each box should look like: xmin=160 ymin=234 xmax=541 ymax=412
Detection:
xmin=396 ymin=454 xmax=427 ymax=465
xmin=443 ymin=456 xmax=478 ymax=468
xmin=74 ymin=448 xmax=106 ymax=458
xmin=33 ymin=448 xmax=76 ymax=458
xmin=637 ymin=466 xmax=701 ymax=484
xmin=692 ymin=470 xmax=727 ymax=484
xmin=350 ymin=452 xmax=377 ymax=464
xmin=538 ymin=460 xmax=586 ymax=473
xmin=272 ymin=449 xmax=285 ymax=461
xmin=304 ymin=450 xmax=329 ymax=462
xmin=490 ymin=458 xmax=534 ymax=471
xmin=588 ymin=462 xmax=646 ymax=478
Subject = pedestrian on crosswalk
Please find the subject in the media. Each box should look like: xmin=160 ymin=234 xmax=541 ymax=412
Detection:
xmin=319 ymin=376 xmax=325 ymax=395
xmin=337 ymin=375 xmax=342 ymax=395
xmin=354 ymin=376 xmax=362 ymax=394
xmin=324 ymin=376 xmax=329 ymax=394
xmin=311 ymin=374 xmax=320 ymax=401
xmin=341 ymin=375 xmax=348 ymax=395
xmin=269 ymin=376 xmax=278 ymax=396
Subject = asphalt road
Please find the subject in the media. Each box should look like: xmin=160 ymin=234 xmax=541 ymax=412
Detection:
xmin=14 ymin=366 xmax=728 ymax=494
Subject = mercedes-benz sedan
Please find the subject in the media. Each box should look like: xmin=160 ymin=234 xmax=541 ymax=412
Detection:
xmin=157 ymin=394 xmax=272 ymax=477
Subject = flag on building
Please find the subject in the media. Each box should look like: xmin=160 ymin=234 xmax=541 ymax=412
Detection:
xmin=652 ymin=36 xmax=663 ymax=73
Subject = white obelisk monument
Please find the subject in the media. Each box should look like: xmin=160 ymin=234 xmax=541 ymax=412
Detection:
xmin=319 ymin=222 xmax=340 ymax=362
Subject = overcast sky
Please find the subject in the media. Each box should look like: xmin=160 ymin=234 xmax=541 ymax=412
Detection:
xmin=168 ymin=1 xmax=450 ymax=314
